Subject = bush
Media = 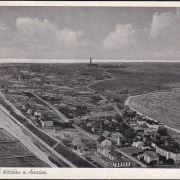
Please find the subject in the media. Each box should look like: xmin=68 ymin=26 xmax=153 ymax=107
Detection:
xmin=166 ymin=159 xmax=175 ymax=165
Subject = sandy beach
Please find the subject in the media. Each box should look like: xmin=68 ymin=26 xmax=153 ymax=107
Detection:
xmin=125 ymin=92 xmax=180 ymax=134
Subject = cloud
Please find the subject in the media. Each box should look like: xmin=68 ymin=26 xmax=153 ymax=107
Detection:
xmin=16 ymin=18 xmax=58 ymax=44
xmin=15 ymin=17 xmax=89 ymax=49
xmin=56 ymin=28 xmax=86 ymax=47
xmin=150 ymin=11 xmax=180 ymax=41
xmin=102 ymin=24 xmax=139 ymax=49
xmin=0 ymin=10 xmax=180 ymax=60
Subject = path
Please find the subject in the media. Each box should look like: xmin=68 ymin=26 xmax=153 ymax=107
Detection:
xmin=73 ymin=125 xmax=98 ymax=141
xmin=86 ymin=70 xmax=123 ymax=117
xmin=30 ymin=92 xmax=69 ymax=122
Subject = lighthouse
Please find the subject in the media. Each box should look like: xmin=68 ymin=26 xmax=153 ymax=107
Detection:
xmin=90 ymin=58 xmax=92 ymax=64
xmin=18 ymin=75 xmax=21 ymax=82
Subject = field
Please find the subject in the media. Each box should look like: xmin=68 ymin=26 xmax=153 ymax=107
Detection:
xmin=128 ymin=89 xmax=180 ymax=130
xmin=0 ymin=128 xmax=49 ymax=167
xmin=0 ymin=156 xmax=49 ymax=167
xmin=0 ymin=128 xmax=17 ymax=141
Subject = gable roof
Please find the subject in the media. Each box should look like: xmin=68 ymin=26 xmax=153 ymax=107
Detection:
xmin=97 ymin=136 xmax=106 ymax=143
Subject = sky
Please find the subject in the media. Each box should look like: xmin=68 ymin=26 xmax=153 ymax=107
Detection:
xmin=0 ymin=6 xmax=179 ymax=60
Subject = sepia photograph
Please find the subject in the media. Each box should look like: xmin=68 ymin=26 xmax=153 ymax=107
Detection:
xmin=0 ymin=1 xmax=180 ymax=178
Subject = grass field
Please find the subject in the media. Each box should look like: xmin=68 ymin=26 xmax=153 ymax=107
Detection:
xmin=0 ymin=129 xmax=17 ymax=141
xmin=0 ymin=156 xmax=49 ymax=167
xmin=0 ymin=142 xmax=33 ymax=159
xmin=0 ymin=128 xmax=49 ymax=167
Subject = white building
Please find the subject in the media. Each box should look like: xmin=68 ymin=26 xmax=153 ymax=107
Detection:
xmin=156 ymin=145 xmax=180 ymax=163
xmin=143 ymin=151 xmax=159 ymax=164
xmin=40 ymin=119 xmax=54 ymax=127
xmin=132 ymin=141 xmax=144 ymax=148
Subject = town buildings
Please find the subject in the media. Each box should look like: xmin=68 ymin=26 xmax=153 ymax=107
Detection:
xmin=96 ymin=136 xmax=132 ymax=167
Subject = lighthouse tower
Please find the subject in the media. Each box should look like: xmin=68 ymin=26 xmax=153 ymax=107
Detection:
xmin=90 ymin=58 xmax=92 ymax=64
xmin=18 ymin=75 xmax=21 ymax=82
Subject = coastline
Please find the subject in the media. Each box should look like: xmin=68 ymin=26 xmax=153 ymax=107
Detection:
xmin=125 ymin=91 xmax=180 ymax=134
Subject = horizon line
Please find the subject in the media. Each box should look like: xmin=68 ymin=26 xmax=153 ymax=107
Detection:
xmin=0 ymin=59 xmax=180 ymax=64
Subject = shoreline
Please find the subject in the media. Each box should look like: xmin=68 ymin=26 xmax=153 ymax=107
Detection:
xmin=125 ymin=90 xmax=180 ymax=134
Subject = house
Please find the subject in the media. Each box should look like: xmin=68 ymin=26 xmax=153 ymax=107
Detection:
xmin=78 ymin=91 xmax=94 ymax=96
xmin=108 ymin=97 xmax=114 ymax=102
xmin=72 ymin=136 xmax=93 ymax=155
xmin=94 ymin=92 xmax=100 ymax=98
xmin=103 ymin=130 xmax=111 ymax=138
xmin=21 ymin=104 xmax=26 ymax=111
xmin=143 ymin=151 xmax=159 ymax=164
xmin=120 ymin=89 xmax=129 ymax=94
xmin=100 ymin=99 xmax=106 ymax=104
xmin=34 ymin=111 xmax=41 ymax=117
xmin=108 ymin=150 xmax=122 ymax=160
xmin=124 ymin=109 xmax=136 ymax=118
xmin=132 ymin=140 xmax=144 ymax=148
xmin=97 ymin=136 xmax=112 ymax=147
xmin=137 ymin=153 xmax=144 ymax=160
xmin=97 ymin=145 xmax=112 ymax=157
xmin=141 ymin=144 xmax=151 ymax=150
xmin=26 ymin=108 xmax=34 ymax=115
xmin=133 ymin=126 xmax=144 ymax=133
xmin=155 ymin=145 xmax=180 ymax=163
xmin=74 ymin=117 xmax=83 ymax=125
xmin=128 ymin=121 xmax=138 ymax=128
xmin=112 ymin=156 xmax=131 ymax=168
xmin=144 ymin=128 xmax=157 ymax=135
xmin=97 ymin=154 xmax=112 ymax=166
xmin=54 ymin=121 xmax=73 ymax=128
xmin=96 ymin=137 xmax=133 ymax=167
xmin=137 ymin=118 xmax=147 ymax=126
xmin=40 ymin=119 xmax=54 ymax=127
xmin=145 ymin=119 xmax=164 ymax=129
xmin=96 ymin=136 xmax=113 ymax=158
xmin=68 ymin=105 xmax=77 ymax=111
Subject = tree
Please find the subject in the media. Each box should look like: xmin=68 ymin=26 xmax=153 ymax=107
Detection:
xmin=159 ymin=156 xmax=166 ymax=165
xmin=149 ymin=160 xmax=157 ymax=166
xmin=115 ymin=114 xmax=123 ymax=122
xmin=166 ymin=159 xmax=175 ymax=165
xmin=158 ymin=126 xmax=167 ymax=136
